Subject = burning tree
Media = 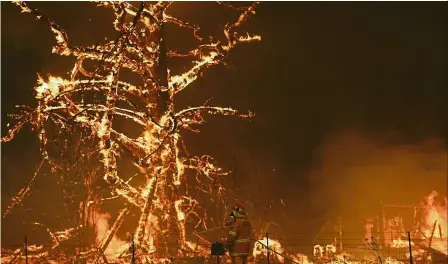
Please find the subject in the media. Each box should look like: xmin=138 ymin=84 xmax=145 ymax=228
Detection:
xmin=2 ymin=1 xmax=260 ymax=263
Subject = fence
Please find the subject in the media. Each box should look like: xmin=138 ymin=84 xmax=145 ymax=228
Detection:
xmin=2 ymin=232 xmax=447 ymax=264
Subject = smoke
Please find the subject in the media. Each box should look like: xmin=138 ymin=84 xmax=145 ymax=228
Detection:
xmin=307 ymin=128 xmax=447 ymax=230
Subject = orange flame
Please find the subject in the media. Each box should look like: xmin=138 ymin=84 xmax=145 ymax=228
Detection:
xmin=2 ymin=1 xmax=260 ymax=262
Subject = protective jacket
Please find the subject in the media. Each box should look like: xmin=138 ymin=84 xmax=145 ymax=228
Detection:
xmin=224 ymin=212 xmax=252 ymax=257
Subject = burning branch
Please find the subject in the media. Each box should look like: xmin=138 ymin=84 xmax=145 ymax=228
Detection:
xmin=2 ymin=159 xmax=45 ymax=219
xmin=2 ymin=1 xmax=260 ymax=263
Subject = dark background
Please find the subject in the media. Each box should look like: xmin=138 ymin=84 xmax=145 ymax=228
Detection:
xmin=1 ymin=2 xmax=447 ymax=248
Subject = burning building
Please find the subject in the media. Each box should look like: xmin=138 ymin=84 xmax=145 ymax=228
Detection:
xmin=380 ymin=191 xmax=447 ymax=262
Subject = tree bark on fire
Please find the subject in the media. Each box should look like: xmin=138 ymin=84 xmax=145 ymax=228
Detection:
xmin=1 ymin=2 xmax=260 ymax=262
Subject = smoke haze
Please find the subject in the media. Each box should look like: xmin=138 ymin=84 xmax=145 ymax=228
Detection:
xmin=299 ymin=128 xmax=447 ymax=233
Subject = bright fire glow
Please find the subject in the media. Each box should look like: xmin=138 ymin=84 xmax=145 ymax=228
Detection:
xmin=420 ymin=191 xmax=447 ymax=239
xmin=3 ymin=2 xmax=446 ymax=264
xmin=2 ymin=1 xmax=259 ymax=263
xmin=253 ymin=237 xmax=285 ymax=262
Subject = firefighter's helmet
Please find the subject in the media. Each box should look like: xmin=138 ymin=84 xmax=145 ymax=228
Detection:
xmin=233 ymin=202 xmax=245 ymax=214
xmin=228 ymin=202 xmax=246 ymax=221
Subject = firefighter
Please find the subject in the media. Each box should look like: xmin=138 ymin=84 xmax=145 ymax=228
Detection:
xmin=222 ymin=202 xmax=253 ymax=264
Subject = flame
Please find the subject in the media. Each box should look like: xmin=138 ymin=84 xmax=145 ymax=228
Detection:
xmin=384 ymin=191 xmax=447 ymax=256
xmin=253 ymin=237 xmax=285 ymax=262
xmin=35 ymin=74 xmax=68 ymax=99
xmin=253 ymin=238 xmax=358 ymax=264
xmin=2 ymin=1 xmax=260 ymax=262
xmin=384 ymin=257 xmax=406 ymax=264
xmin=8 ymin=2 xmax=445 ymax=264
xmin=92 ymin=212 xmax=128 ymax=259
xmin=420 ymin=191 xmax=447 ymax=239
xmin=390 ymin=238 xmax=413 ymax=248
xmin=419 ymin=191 xmax=448 ymax=255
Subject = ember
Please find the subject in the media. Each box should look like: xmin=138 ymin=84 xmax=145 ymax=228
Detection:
xmin=2 ymin=1 xmax=259 ymax=263
xmin=1 ymin=2 xmax=446 ymax=264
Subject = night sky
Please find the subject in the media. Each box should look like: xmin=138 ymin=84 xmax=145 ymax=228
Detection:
xmin=1 ymin=2 xmax=447 ymax=247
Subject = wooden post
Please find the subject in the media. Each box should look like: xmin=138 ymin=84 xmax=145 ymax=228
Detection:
xmin=266 ymin=233 xmax=270 ymax=264
xmin=408 ymin=232 xmax=413 ymax=264
xmin=428 ymin=220 xmax=437 ymax=249
xmin=424 ymin=220 xmax=438 ymax=263
xmin=24 ymin=236 xmax=28 ymax=264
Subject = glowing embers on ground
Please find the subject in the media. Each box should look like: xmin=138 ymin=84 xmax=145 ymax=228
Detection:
xmin=252 ymin=237 xmax=357 ymax=264
xmin=2 ymin=1 xmax=260 ymax=263
xmin=252 ymin=238 xmax=413 ymax=264
xmin=390 ymin=238 xmax=413 ymax=248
